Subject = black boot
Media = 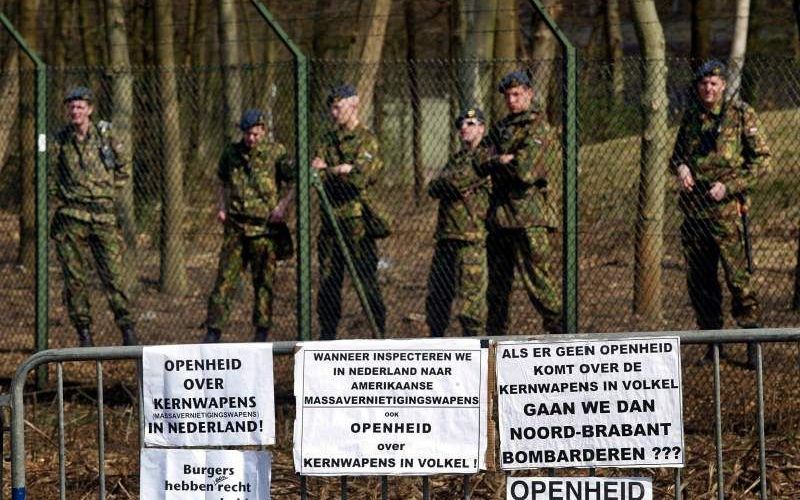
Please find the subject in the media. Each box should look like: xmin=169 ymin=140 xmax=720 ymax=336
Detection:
xmin=77 ymin=327 xmax=94 ymax=347
xmin=745 ymin=343 xmax=758 ymax=371
xmin=253 ymin=327 xmax=268 ymax=342
xmin=203 ymin=327 xmax=221 ymax=343
xmin=121 ymin=326 xmax=139 ymax=346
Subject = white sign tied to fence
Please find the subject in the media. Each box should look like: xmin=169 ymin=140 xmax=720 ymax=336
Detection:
xmin=497 ymin=337 xmax=684 ymax=469
xmin=140 ymin=448 xmax=271 ymax=499
xmin=142 ymin=344 xmax=275 ymax=447
xmin=507 ymin=477 xmax=653 ymax=500
xmin=294 ymin=338 xmax=489 ymax=475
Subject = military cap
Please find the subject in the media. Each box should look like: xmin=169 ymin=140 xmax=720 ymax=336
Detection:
xmin=498 ymin=70 xmax=532 ymax=93
xmin=455 ymin=107 xmax=486 ymax=128
xmin=64 ymin=86 xmax=93 ymax=103
xmin=327 ymin=84 xmax=357 ymax=105
xmin=238 ymin=108 xmax=265 ymax=131
xmin=694 ymin=60 xmax=727 ymax=82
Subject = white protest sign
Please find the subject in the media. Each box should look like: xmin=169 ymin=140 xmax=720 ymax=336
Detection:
xmin=497 ymin=337 xmax=683 ymax=469
xmin=293 ymin=338 xmax=489 ymax=475
xmin=142 ymin=343 xmax=275 ymax=447
xmin=140 ymin=448 xmax=270 ymax=499
xmin=507 ymin=477 xmax=653 ymax=500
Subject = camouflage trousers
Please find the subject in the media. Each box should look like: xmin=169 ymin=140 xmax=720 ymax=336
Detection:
xmin=486 ymin=227 xmax=562 ymax=335
xmin=51 ymin=212 xmax=134 ymax=330
xmin=425 ymin=239 xmax=487 ymax=337
xmin=318 ymin=216 xmax=386 ymax=340
xmin=681 ymin=216 xmax=760 ymax=330
xmin=206 ymin=224 xmax=278 ymax=331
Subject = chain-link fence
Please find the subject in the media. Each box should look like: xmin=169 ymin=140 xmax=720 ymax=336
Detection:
xmin=0 ymin=56 xmax=799 ymax=425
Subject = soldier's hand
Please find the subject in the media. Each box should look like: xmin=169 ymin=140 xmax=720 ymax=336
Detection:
xmin=333 ymin=163 xmax=353 ymax=175
xmin=269 ymin=204 xmax=287 ymax=224
xmin=311 ymin=157 xmax=327 ymax=170
xmin=498 ymin=154 xmax=514 ymax=165
xmin=708 ymin=182 xmax=726 ymax=201
xmin=216 ymin=209 xmax=227 ymax=223
xmin=676 ymin=164 xmax=695 ymax=192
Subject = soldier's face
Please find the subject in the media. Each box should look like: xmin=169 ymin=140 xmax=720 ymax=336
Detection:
xmin=458 ymin=119 xmax=485 ymax=145
xmin=243 ymin=124 xmax=266 ymax=148
xmin=696 ymin=76 xmax=726 ymax=108
xmin=67 ymin=100 xmax=93 ymax=127
xmin=504 ymin=86 xmax=534 ymax=114
xmin=330 ymin=97 xmax=358 ymax=126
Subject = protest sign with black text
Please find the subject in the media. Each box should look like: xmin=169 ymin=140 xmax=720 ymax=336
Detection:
xmin=497 ymin=337 xmax=683 ymax=468
xmin=140 ymin=448 xmax=270 ymax=499
xmin=142 ymin=343 xmax=275 ymax=447
xmin=294 ymin=338 xmax=489 ymax=475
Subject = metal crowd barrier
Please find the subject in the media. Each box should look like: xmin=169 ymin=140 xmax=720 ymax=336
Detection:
xmin=5 ymin=329 xmax=800 ymax=499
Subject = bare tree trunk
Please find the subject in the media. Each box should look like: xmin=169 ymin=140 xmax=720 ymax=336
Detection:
xmin=794 ymin=0 xmax=800 ymax=59
xmin=188 ymin=0 xmax=210 ymax=167
xmin=604 ymin=0 xmax=625 ymax=104
xmin=727 ymin=0 xmax=751 ymax=100
xmin=79 ymin=0 xmax=100 ymax=66
xmin=690 ymin=0 xmax=711 ymax=69
xmin=17 ymin=0 xmax=39 ymax=269
xmin=493 ymin=0 xmax=517 ymax=119
xmin=452 ymin=0 xmax=497 ymax=127
xmin=154 ymin=0 xmax=187 ymax=295
xmin=531 ymin=0 xmax=562 ymax=117
xmin=794 ymin=227 xmax=800 ymax=310
xmin=218 ymin=0 xmax=242 ymax=143
xmin=53 ymin=0 xmax=72 ymax=69
xmin=105 ymin=0 xmax=137 ymax=258
xmin=356 ymin=0 xmax=392 ymax=123
xmin=631 ymin=0 xmax=668 ymax=322
xmin=405 ymin=0 xmax=422 ymax=202
xmin=0 ymin=51 xmax=19 ymax=176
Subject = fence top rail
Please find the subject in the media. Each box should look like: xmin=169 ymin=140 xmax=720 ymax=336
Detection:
xmin=9 ymin=327 xmax=800 ymax=387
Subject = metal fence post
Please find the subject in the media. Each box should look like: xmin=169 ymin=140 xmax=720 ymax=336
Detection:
xmin=525 ymin=0 xmax=578 ymax=334
xmin=0 ymin=10 xmax=49 ymax=388
xmin=249 ymin=0 xmax=311 ymax=341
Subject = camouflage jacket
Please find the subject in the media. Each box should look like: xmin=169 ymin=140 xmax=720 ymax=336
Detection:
xmin=314 ymin=124 xmax=383 ymax=220
xmin=218 ymin=139 xmax=293 ymax=236
xmin=476 ymin=106 xmax=556 ymax=230
xmin=50 ymin=120 xmax=131 ymax=224
xmin=670 ymin=99 xmax=770 ymax=219
xmin=428 ymin=147 xmax=490 ymax=242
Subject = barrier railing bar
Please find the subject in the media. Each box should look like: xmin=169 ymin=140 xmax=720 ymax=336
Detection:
xmin=755 ymin=343 xmax=767 ymax=499
xmin=8 ymin=328 xmax=800 ymax=498
xmin=713 ymin=344 xmax=723 ymax=500
xmin=675 ymin=468 xmax=682 ymax=500
xmin=463 ymin=474 xmax=470 ymax=499
xmin=381 ymin=475 xmax=388 ymax=499
xmin=340 ymin=475 xmax=347 ymax=499
xmin=57 ymin=363 xmax=66 ymax=500
xmin=96 ymin=361 xmax=106 ymax=499
xmin=422 ymin=475 xmax=429 ymax=499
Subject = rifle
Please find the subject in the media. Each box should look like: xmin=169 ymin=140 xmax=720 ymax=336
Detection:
xmin=738 ymin=199 xmax=754 ymax=274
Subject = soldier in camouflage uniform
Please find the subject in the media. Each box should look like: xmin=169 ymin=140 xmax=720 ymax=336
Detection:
xmin=478 ymin=71 xmax=563 ymax=335
xmin=312 ymin=85 xmax=387 ymax=340
xmin=203 ymin=109 xmax=294 ymax=343
xmin=425 ymin=107 xmax=490 ymax=337
xmin=50 ymin=87 xmax=138 ymax=347
xmin=670 ymin=60 xmax=770 ymax=367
